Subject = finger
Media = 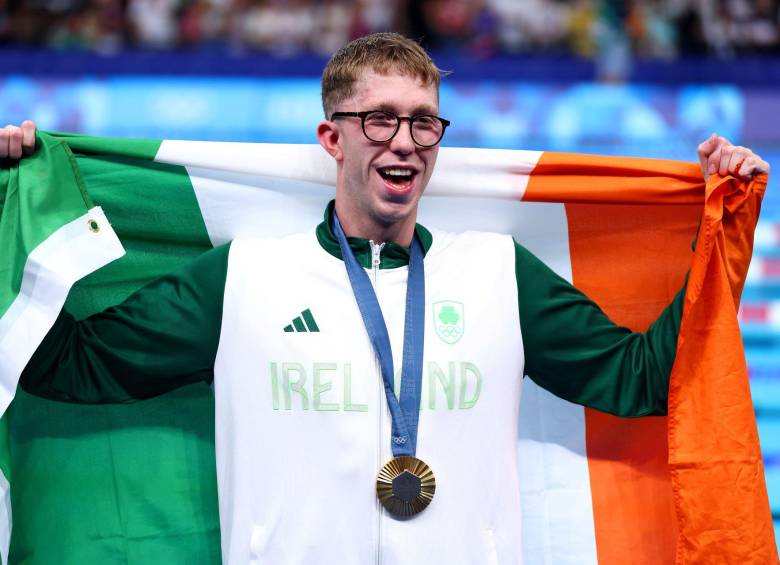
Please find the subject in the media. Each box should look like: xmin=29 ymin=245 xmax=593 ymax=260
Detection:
xmin=738 ymin=156 xmax=771 ymax=178
xmin=737 ymin=156 xmax=761 ymax=178
xmin=718 ymin=144 xmax=735 ymax=177
xmin=726 ymin=147 xmax=748 ymax=177
xmin=21 ymin=120 xmax=36 ymax=155
xmin=6 ymin=126 xmax=22 ymax=160
xmin=697 ymin=133 xmax=719 ymax=178
xmin=708 ymin=135 xmax=731 ymax=176
xmin=708 ymin=145 xmax=723 ymax=177
xmin=0 ymin=127 xmax=8 ymax=159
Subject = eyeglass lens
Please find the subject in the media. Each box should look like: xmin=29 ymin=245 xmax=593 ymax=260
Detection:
xmin=363 ymin=111 xmax=444 ymax=146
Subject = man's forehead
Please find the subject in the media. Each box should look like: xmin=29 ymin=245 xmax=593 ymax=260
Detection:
xmin=350 ymin=70 xmax=439 ymax=113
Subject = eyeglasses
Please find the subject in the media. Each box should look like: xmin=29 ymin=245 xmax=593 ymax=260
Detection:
xmin=330 ymin=110 xmax=450 ymax=147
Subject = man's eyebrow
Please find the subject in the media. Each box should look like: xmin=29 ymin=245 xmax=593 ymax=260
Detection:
xmin=372 ymin=102 xmax=439 ymax=115
xmin=412 ymin=105 xmax=439 ymax=115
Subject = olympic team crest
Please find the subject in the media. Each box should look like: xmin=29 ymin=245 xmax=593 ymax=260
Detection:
xmin=433 ymin=301 xmax=464 ymax=345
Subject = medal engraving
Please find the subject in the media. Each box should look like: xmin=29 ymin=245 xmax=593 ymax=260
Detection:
xmin=376 ymin=456 xmax=435 ymax=517
xmin=392 ymin=470 xmax=421 ymax=503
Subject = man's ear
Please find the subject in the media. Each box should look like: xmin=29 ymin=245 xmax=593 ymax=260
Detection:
xmin=317 ymin=120 xmax=343 ymax=161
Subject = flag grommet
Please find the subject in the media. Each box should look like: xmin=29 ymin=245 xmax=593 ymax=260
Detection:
xmin=87 ymin=219 xmax=100 ymax=233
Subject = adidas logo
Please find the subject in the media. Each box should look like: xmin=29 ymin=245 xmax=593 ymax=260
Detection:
xmin=284 ymin=308 xmax=320 ymax=333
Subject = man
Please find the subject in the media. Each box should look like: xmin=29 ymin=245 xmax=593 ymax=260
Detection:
xmin=2 ymin=33 xmax=770 ymax=564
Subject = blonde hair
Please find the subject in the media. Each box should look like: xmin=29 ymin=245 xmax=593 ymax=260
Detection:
xmin=321 ymin=32 xmax=443 ymax=117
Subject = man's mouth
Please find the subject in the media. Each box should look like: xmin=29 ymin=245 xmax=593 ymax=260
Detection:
xmin=377 ymin=166 xmax=417 ymax=192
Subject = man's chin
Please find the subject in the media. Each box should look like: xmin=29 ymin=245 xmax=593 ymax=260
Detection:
xmin=375 ymin=193 xmax=418 ymax=217
xmin=369 ymin=180 xmax=417 ymax=209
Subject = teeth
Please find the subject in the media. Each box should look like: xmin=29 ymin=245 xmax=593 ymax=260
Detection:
xmin=381 ymin=168 xmax=413 ymax=177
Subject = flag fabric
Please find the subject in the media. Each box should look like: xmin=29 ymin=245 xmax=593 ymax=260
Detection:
xmin=0 ymin=132 xmax=774 ymax=564
xmin=0 ymin=135 xmax=126 ymax=565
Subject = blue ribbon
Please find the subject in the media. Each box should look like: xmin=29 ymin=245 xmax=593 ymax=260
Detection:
xmin=332 ymin=213 xmax=425 ymax=457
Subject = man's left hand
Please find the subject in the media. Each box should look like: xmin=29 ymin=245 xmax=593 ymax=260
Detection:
xmin=0 ymin=121 xmax=36 ymax=160
xmin=697 ymin=133 xmax=770 ymax=182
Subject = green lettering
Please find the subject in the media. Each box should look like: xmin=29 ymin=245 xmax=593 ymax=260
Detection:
xmin=282 ymin=362 xmax=309 ymax=410
xmin=459 ymin=362 xmax=482 ymax=409
xmin=270 ymin=362 xmax=280 ymax=410
xmin=313 ymin=363 xmax=339 ymax=411
xmin=344 ymin=363 xmax=368 ymax=412
xmin=428 ymin=361 xmax=455 ymax=410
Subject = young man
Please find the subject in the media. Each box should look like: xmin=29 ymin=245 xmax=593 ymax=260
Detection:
xmin=4 ymin=33 xmax=770 ymax=564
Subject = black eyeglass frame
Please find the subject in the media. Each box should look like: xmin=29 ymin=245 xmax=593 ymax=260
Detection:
xmin=330 ymin=110 xmax=451 ymax=147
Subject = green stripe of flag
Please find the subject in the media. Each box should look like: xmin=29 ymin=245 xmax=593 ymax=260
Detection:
xmin=0 ymin=135 xmax=93 ymax=319
xmin=6 ymin=132 xmax=221 ymax=564
xmin=46 ymin=131 xmax=161 ymax=161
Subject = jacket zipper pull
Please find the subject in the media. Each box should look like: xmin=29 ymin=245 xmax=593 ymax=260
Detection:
xmin=369 ymin=240 xmax=385 ymax=273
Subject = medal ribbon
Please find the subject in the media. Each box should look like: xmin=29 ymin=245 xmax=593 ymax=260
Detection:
xmin=332 ymin=213 xmax=425 ymax=457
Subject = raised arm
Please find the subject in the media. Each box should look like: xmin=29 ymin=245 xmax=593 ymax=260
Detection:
xmin=20 ymin=243 xmax=231 ymax=403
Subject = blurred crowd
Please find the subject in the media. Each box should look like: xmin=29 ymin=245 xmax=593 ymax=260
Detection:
xmin=0 ymin=0 xmax=778 ymax=59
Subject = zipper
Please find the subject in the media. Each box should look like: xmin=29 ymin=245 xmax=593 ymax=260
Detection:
xmin=369 ymin=240 xmax=385 ymax=565
xmin=370 ymin=240 xmax=384 ymax=275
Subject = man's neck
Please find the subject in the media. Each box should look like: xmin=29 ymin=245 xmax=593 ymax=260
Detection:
xmin=334 ymin=202 xmax=416 ymax=247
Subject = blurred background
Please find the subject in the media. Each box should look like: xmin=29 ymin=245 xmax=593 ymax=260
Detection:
xmin=1 ymin=0 xmax=779 ymax=547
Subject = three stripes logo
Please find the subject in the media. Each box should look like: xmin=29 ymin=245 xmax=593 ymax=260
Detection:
xmin=284 ymin=308 xmax=320 ymax=333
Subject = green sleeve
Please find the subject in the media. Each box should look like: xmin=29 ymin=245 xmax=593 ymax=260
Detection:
xmin=515 ymin=241 xmax=684 ymax=417
xmin=20 ymin=243 xmax=231 ymax=403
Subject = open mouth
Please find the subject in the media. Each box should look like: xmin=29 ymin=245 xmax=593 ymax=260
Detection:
xmin=377 ymin=166 xmax=417 ymax=192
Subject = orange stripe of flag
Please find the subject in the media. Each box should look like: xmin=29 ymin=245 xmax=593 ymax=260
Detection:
xmin=668 ymin=173 xmax=777 ymax=564
xmin=565 ymin=201 xmax=698 ymax=564
xmin=524 ymin=152 xmax=776 ymax=563
xmin=523 ymin=152 xmax=702 ymax=205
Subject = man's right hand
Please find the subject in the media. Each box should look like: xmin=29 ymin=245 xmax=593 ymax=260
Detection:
xmin=0 ymin=121 xmax=37 ymax=159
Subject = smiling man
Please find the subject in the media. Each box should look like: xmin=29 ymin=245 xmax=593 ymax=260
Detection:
xmin=6 ymin=32 xmax=771 ymax=564
xmin=319 ymin=64 xmax=443 ymax=246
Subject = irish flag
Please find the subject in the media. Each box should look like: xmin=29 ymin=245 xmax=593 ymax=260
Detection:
xmin=0 ymin=132 xmax=774 ymax=563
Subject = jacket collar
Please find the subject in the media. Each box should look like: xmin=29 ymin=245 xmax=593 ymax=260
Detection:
xmin=315 ymin=200 xmax=433 ymax=269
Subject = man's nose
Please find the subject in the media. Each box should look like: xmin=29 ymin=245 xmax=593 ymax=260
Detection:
xmin=389 ymin=119 xmax=415 ymax=154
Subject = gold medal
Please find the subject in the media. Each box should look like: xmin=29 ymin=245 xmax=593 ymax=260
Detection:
xmin=376 ymin=456 xmax=435 ymax=517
